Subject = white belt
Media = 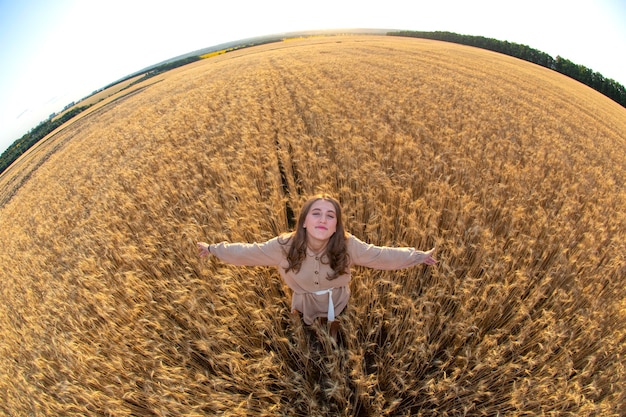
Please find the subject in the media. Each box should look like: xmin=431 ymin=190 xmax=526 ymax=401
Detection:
xmin=314 ymin=288 xmax=335 ymax=321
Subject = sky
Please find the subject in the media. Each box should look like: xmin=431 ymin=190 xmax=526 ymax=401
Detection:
xmin=1 ymin=0 xmax=625 ymax=155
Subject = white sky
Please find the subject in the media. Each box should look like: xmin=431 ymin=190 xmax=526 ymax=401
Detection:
xmin=1 ymin=0 xmax=625 ymax=155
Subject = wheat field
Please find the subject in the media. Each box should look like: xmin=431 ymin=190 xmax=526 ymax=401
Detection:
xmin=0 ymin=35 xmax=625 ymax=416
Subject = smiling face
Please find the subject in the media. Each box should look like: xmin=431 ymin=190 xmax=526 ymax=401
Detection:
xmin=303 ymin=199 xmax=338 ymax=246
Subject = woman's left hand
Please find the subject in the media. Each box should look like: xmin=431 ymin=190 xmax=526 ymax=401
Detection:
xmin=421 ymin=247 xmax=437 ymax=265
xmin=197 ymin=242 xmax=211 ymax=257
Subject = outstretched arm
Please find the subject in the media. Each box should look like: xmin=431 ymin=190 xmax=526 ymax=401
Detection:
xmin=348 ymin=234 xmax=437 ymax=270
xmin=196 ymin=237 xmax=284 ymax=267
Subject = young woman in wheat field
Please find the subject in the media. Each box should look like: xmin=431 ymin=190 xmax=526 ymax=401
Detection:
xmin=197 ymin=194 xmax=437 ymax=339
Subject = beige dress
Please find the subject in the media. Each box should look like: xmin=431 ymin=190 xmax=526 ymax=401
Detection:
xmin=209 ymin=233 xmax=428 ymax=325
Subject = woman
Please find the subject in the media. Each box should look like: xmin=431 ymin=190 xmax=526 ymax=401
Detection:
xmin=197 ymin=194 xmax=436 ymax=336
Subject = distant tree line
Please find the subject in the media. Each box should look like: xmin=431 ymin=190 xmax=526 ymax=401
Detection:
xmin=389 ymin=31 xmax=626 ymax=108
xmin=0 ymin=106 xmax=89 ymax=174
xmin=0 ymin=57 xmax=203 ymax=176
xmin=128 ymin=56 xmax=201 ymax=86
xmin=0 ymin=39 xmax=288 ymax=176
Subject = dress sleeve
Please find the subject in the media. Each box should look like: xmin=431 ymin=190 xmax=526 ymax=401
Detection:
xmin=347 ymin=234 xmax=427 ymax=270
xmin=209 ymin=236 xmax=285 ymax=267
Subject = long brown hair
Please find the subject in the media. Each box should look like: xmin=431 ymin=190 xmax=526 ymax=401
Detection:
xmin=279 ymin=194 xmax=349 ymax=280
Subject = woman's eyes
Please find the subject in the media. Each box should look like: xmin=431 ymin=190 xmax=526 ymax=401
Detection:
xmin=311 ymin=211 xmax=335 ymax=219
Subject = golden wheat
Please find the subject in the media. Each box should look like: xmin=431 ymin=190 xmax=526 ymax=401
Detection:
xmin=0 ymin=35 xmax=625 ymax=416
